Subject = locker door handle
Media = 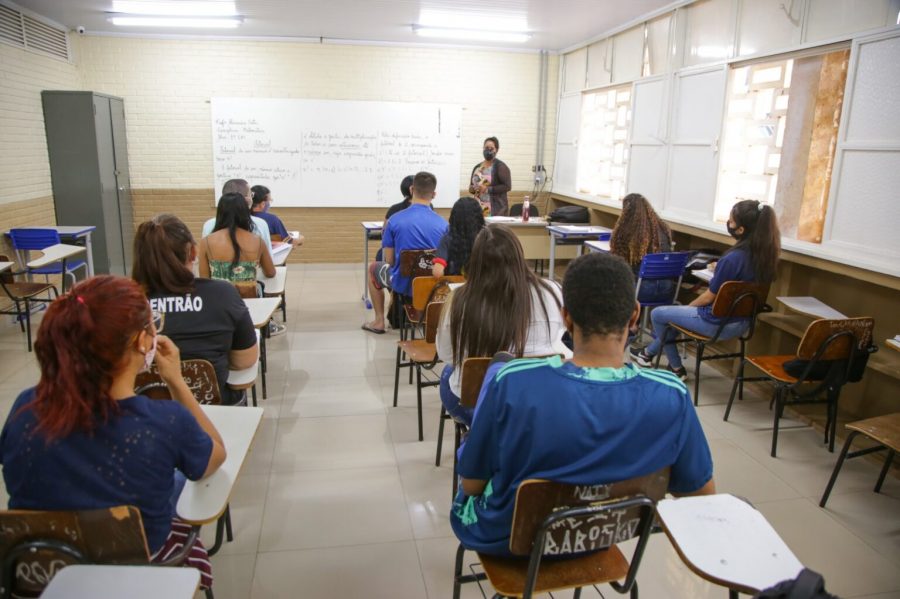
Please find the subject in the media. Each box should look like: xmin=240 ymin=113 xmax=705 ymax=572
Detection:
xmin=118 ymin=186 xmax=126 ymax=192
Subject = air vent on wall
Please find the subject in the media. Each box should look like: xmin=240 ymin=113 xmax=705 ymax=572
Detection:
xmin=0 ymin=2 xmax=70 ymax=61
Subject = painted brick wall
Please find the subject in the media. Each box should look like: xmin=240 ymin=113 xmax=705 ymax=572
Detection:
xmin=0 ymin=40 xmax=81 ymax=207
xmin=78 ymin=37 xmax=558 ymax=195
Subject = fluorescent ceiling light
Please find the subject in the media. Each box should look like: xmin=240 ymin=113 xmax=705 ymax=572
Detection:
xmin=108 ymin=16 xmax=242 ymax=28
xmin=413 ymin=26 xmax=531 ymax=43
xmin=111 ymin=1 xmax=237 ymax=17
xmin=418 ymin=8 xmax=528 ymax=32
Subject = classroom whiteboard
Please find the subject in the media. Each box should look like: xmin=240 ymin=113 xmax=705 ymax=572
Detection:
xmin=210 ymin=98 xmax=462 ymax=208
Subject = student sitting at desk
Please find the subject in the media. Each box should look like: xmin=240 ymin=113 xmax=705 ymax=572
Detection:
xmin=362 ymin=171 xmax=447 ymax=335
xmin=451 ymin=253 xmax=715 ymax=556
xmin=0 ymin=276 xmax=226 ymax=590
xmin=631 ymin=199 xmax=780 ymax=380
xmin=201 ymin=178 xmax=273 ymax=258
xmin=432 ymin=196 xmax=484 ymax=277
xmin=200 ymin=193 xmax=276 ymax=292
xmin=610 ymin=192 xmax=674 ymax=301
xmin=250 ymin=184 xmax=304 ymax=246
xmin=436 ymin=224 xmax=569 ymax=425
xmin=133 ymin=214 xmax=259 ymax=406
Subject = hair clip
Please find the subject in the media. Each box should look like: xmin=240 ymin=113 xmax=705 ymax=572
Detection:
xmin=757 ymin=202 xmax=765 ymax=212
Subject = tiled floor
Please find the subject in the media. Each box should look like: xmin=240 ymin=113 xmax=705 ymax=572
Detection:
xmin=0 ymin=263 xmax=898 ymax=598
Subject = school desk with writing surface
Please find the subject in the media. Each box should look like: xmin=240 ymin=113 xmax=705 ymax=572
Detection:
xmin=177 ymin=405 xmax=263 ymax=555
xmin=258 ymin=265 xmax=288 ymax=322
xmin=41 ymin=565 xmax=200 ymax=599
xmin=361 ymin=221 xmax=384 ymax=308
xmin=243 ymin=297 xmax=281 ymax=399
xmin=6 ymin=225 xmax=97 ymax=277
xmin=657 ymin=494 xmax=804 ymax=597
xmin=26 ymin=243 xmax=86 ymax=294
xmin=272 ymin=241 xmax=293 ymax=266
xmin=546 ymin=225 xmax=612 ymax=281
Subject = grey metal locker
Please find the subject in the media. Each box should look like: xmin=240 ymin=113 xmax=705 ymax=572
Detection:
xmin=41 ymin=91 xmax=133 ymax=276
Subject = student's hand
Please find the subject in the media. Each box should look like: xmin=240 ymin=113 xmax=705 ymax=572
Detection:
xmin=154 ymin=335 xmax=183 ymax=387
xmin=708 ymin=261 xmax=717 ymax=271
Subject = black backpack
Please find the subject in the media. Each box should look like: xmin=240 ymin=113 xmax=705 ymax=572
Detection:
xmin=548 ymin=205 xmax=589 ymax=223
xmin=754 ymin=569 xmax=839 ymax=599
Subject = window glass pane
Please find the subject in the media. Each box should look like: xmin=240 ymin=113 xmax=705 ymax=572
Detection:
xmin=576 ymin=84 xmax=632 ymax=199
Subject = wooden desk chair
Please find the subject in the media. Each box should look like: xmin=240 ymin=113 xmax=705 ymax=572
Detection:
xmin=453 ymin=468 xmax=670 ymax=599
xmin=821 ymin=412 xmax=899 ymax=507
xmin=435 ymin=357 xmax=491 ymax=473
xmin=396 ymin=249 xmax=437 ymax=341
xmin=0 ymin=506 xmax=210 ymax=599
xmin=393 ymin=301 xmax=445 ymax=442
xmin=134 ymin=359 xmax=222 ymax=405
xmin=394 ymin=274 xmax=462 ymax=395
xmin=654 ymin=281 xmax=770 ymax=406
xmin=0 ymin=255 xmax=58 ymax=352
xmin=726 ymin=317 xmax=876 ymax=457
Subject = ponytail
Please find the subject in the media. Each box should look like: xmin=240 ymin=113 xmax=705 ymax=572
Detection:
xmin=29 ymin=276 xmax=150 ymax=440
xmin=132 ymin=214 xmax=195 ymax=295
xmin=728 ymin=200 xmax=781 ymax=283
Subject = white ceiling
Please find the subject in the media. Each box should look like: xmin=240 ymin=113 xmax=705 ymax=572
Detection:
xmin=13 ymin=0 xmax=674 ymax=51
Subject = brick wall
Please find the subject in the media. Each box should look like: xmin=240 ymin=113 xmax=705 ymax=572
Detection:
xmin=131 ymin=189 xmax=546 ymax=263
xmin=0 ymin=39 xmax=81 ymax=208
xmin=77 ymin=36 xmax=558 ymax=196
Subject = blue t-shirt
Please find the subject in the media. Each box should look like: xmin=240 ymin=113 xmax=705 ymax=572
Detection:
xmin=451 ymin=356 xmax=713 ymax=556
xmin=254 ymin=210 xmax=290 ymax=240
xmin=381 ymin=203 xmax=447 ymax=296
xmin=0 ymin=389 xmax=213 ymax=553
xmin=699 ymin=247 xmax=756 ymax=323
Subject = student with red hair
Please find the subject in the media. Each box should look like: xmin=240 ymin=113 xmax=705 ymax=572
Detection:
xmin=0 ymin=276 xmax=226 ymax=590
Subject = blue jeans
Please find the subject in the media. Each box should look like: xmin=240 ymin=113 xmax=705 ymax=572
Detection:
xmin=637 ymin=279 xmax=675 ymax=304
xmin=439 ymin=364 xmax=473 ymax=426
xmin=645 ymin=305 xmax=748 ymax=370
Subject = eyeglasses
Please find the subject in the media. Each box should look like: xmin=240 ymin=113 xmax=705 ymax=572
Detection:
xmin=150 ymin=309 xmax=165 ymax=334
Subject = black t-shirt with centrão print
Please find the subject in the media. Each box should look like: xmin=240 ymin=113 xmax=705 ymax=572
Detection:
xmin=148 ymin=278 xmax=257 ymax=405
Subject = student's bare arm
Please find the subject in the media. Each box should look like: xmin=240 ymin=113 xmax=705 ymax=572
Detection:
xmin=229 ymin=344 xmax=259 ymax=370
xmin=259 ymin=238 xmax=276 ymax=278
xmin=383 ymin=247 xmax=395 ymax=266
xmin=672 ymin=477 xmax=716 ymax=497
xmin=198 ymin=239 xmax=210 ymax=278
xmin=461 ymin=477 xmax=488 ymax=496
xmin=690 ymin=289 xmax=716 ymax=307
xmin=432 ymin=262 xmax=445 ymax=277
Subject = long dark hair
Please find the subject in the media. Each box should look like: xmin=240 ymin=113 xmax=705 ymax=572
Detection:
xmin=727 ymin=200 xmax=780 ymax=283
xmin=213 ymin=192 xmax=254 ymax=271
xmin=447 ymin=197 xmax=485 ymax=275
xmin=448 ymin=224 xmax=559 ymax=368
xmin=132 ymin=214 xmax=195 ymax=295
xmin=610 ymin=193 xmax=671 ymax=268
xmin=30 ymin=276 xmax=150 ymax=439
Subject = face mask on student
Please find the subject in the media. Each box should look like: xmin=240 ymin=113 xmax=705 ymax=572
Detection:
xmin=727 ymin=222 xmax=742 ymax=239
xmin=483 ymin=149 xmax=495 ymax=160
xmin=140 ymin=333 xmax=158 ymax=373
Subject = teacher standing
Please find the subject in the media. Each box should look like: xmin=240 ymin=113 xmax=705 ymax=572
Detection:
xmin=469 ymin=136 xmax=511 ymax=217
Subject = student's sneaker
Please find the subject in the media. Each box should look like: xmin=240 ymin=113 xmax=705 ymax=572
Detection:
xmin=629 ymin=346 xmax=654 ymax=368
xmin=666 ymin=365 xmax=688 ymax=382
xmin=268 ymin=321 xmax=286 ymax=337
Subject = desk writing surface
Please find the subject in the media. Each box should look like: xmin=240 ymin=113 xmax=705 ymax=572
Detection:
xmin=8 ymin=225 xmax=96 ymax=237
xmin=657 ymin=494 xmax=803 ymax=593
xmin=258 ymin=266 xmax=287 ymax=295
xmin=585 ymin=240 xmax=611 ymax=253
xmin=693 ymin=268 xmax=715 ymax=283
xmin=0 ymin=262 xmax=14 ymax=274
xmin=547 ymin=225 xmax=612 ymax=235
xmin=243 ymin=298 xmax=281 ymax=328
xmin=272 ymin=243 xmax=292 ymax=266
xmin=485 ymin=216 xmax=548 ymax=227
xmin=362 ymin=221 xmax=384 ymax=230
xmin=177 ymin=405 xmax=263 ymax=524
xmin=777 ymin=296 xmax=848 ymax=320
xmin=41 ymin=565 xmax=200 ymax=599
xmin=26 ymin=244 xmax=86 ymax=268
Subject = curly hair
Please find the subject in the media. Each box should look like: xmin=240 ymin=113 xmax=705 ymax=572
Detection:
xmin=447 ymin=197 xmax=485 ymax=275
xmin=610 ymin=193 xmax=671 ymax=268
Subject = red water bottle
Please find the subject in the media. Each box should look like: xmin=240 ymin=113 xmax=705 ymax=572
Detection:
xmin=522 ymin=196 xmax=530 ymax=222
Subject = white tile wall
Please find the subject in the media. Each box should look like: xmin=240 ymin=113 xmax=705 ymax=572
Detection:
xmin=76 ymin=37 xmax=559 ymax=192
xmin=0 ymin=40 xmax=82 ymax=206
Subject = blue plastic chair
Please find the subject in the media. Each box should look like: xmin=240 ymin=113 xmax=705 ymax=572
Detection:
xmin=634 ymin=251 xmax=692 ymax=343
xmin=9 ymin=228 xmax=87 ymax=289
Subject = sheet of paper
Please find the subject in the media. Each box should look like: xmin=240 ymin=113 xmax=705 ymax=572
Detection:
xmin=776 ymin=296 xmax=847 ymax=320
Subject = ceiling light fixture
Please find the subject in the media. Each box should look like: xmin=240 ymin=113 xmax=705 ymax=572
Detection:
xmin=107 ymin=15 xmax=243 ymax=28
xmin=413 ymin=26 xmax=531 ymax=43
xmin=110 ymin=1 xmax=237 ymax=17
